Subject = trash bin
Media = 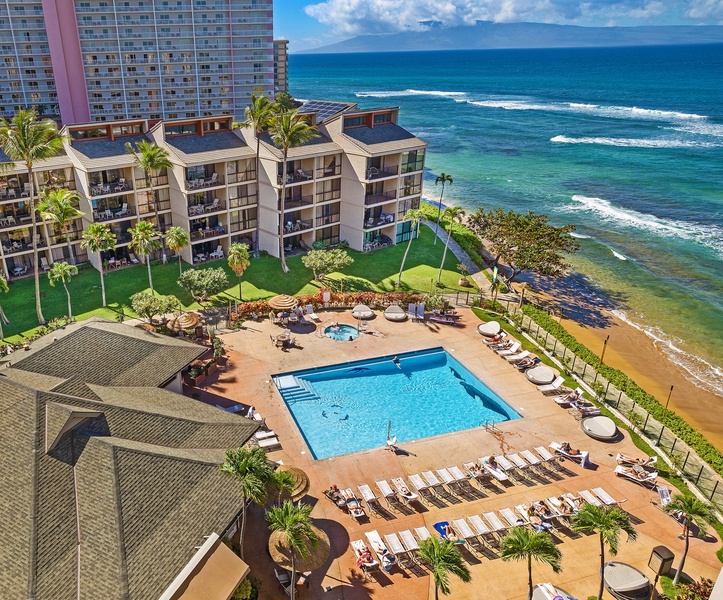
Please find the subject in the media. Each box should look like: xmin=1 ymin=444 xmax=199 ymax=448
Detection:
xmin=649 ymin=546 xmax=675 ymax=576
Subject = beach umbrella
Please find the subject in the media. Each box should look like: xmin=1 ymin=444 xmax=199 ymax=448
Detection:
xmin=277 ymin=465 xmax=310 ymax=502
xmin=269 ymin=525 xmax=331 ymax=572
xmin=268 ymin=294 xmax=298 ymax=311
xmin=167 ymin=311 xmax=201 ymax=331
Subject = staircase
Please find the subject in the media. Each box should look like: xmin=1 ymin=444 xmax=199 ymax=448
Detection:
xmin=274 ymin=375 xmax=320 ymax=404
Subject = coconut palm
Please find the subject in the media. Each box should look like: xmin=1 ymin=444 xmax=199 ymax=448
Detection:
xmin=0 ymin=108 xmax=66 ymax=324
xmin=48 ymin=261 xmax=79 ymax=318
xmin=80 ymin=223 xmax=116 ymax=307
xmin=227 ymin=242 xmax=251 ymax=300
xmin=396 ymin=208 xmax=424 ymax=286
xmin=266 ymin=501 xmax=318 ymax=600
xmin=37 ymin=187 xmax=85 ymax=265
xmin=500 ymin=527 xmax=562 ymax=600
xmin=128 ymin=220 xmax=161 ymax=295
xmin=437 ymin=205 xmax=466 ymax=283
xmin=235 ymin=94 xmax=273 ymax=257
xmin=572 ymin=504 xmax=637 ymax=600
xmin=417 ymin=537 xmax=471 ymax=599
xmin=268 ymin=109 xmax=320 ymax=273
xmin=125 ymin=140 xmax=172 ymax=261
xmin=220 ymin=446 xmax=276 ymax=560
xmin=165 ymin=226 xmax=189 ymax=276
xmin=0 ymin=277 xmax=9 ymax=339
xmin=433 ymin=173 xmax=453 ymax=244
xmin=665 ymin=494 xmax=713 ymax=585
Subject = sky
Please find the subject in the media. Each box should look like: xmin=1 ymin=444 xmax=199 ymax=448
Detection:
xmin=273 ymin=0 xmax=723 ymax=51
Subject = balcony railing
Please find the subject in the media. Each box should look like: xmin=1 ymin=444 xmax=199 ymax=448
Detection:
xmin=364 ymin=190 xmax=397 ymax=206
xmin=185 ymin=174 xmax=223 ymax=191
xmin=190 ymin=225 xmax=226 ymax=241
xmin=400 ymin=185 xmax=422 ymax=197
xmin=1 ymin=236 xmax=47 ymax=254
xmin=227 ymin=170 xmax=256 ymax=184
xmin=283 ymin=219 xmax=313 ymax=235
xmin=188 ymin=198 xmax=225 ymax=216
xmin=277 ymin=170 xmax=313 ymax=185
xmin=364 ymin=213 xmax=395 ymax=229
xmin=315 ymin=213 xmax=340 ymax=228
xmin=229 ymin=218 xmax=257 ymax=233
xmin=366 ymin=165 xmax=398 ymax=180
xmin=315 ymin=190 xmax=341 ymax=204
xmin=94 ymin=206 xmax=136 ymax=222
xmin=315 ymin=165 xmax=341 ymax=179
xmin=229 ymin=195 xmax=257 ymax=209
xmin=280 ymin=195 xmax=313 ymax=210
xmin=90 ymin=181 xmax=132 ymax=196
xmin=134 ymin=175 xmax=169 ymax=189
xmin=137 ymin=199 xmax=171 ymax=215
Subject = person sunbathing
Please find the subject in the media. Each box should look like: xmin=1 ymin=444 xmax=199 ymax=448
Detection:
xmin=468 ymin=463 xmax=484 ymax=477
xmin=484 ymin=332 xmax=506 ymax=344
xmin=442 ymin=523 xmax=459 ymax=542
xmin=527 ymin=507 xmax=553 ymax=532
xmin=618 ymin=453 xmax=655 ymax=466
xmin=484 ymin=456 xmax=499 ymax=469
xmin=556 ymin=497 xmax=575 ymax=515
xmin=534 ymin=502 xmax=555 ymax=520
xmin=559 ymin=390 xmax=581 ymax=403
xmin=514 ymin=356 xmax=539 ymax=370
xmin=357 ymin=547 xmax=374 ymax=567
xmin=566 ymin=493 xmax=585 ymax=508
xmin=560 ymin=442 xmax=580 ymax=456
xmin=377 ymin=545 xmax=397 ymax=567
xmin=620 ymin=466 xmax=650 ymax=480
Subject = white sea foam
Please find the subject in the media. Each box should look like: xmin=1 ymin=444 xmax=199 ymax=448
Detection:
xmin=666 ymin=122 xmax=723 ymax=138
xmin=570 ymin=232 xmax=591 ymax=239
xmin=610 ymin=309 xmax=723 ymax=397
xmin=355 ymin=89 xmax=465 ymax=99
xmin=567 ymin=195 xmax=723 ymax=258
xmin=609 ymin=248 xmax=628 ymax=260
xmin=551 ymin=135 xmax=720 ymax=148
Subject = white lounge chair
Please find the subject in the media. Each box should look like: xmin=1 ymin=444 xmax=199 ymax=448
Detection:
xmin=408 ymin=303 xmax=417 ymax=322
xmin=616 ymin=453 xmax=658 ymax=469
xmin=482 ymin=512 xmax=508 ymax=536
xmin=496 ymin=342 xmax=521 ymax=357
xmin=391 ymin=476 xmax=420 ymax=504
xmin=561 ymin=492 xmax=585 ymax=512
xmin=257 ymin=436 xmax=281 ymax=450
xmin=534 ymin=445 xmax=558 ymax=465
xmin=421 ymin=470 xmax=446 ymax=495
xmin=479 ymin=456 xmax=509 ymax=482
xmin=254 ymin=429 xmax=277 ymax=441
xmin=398 ymin=529 xmax=420 ymax=561
xmin=415 ymin=302 xmax=425 ymax=321
xmin=464 ymin=461 xmax=492 ymax=486
xmin=579 ymin=489 xmax=602 ymax=507
xmin=505 ymin=350 xmax=530 ymax=363
xmin=435 ymin=467 xmax=459 ymax=492
xmin=305 ymin=304 xmax=320 ymax=322
xmin=209 ymin=244 xmax=224 ymax=259
xmin=500 ymin=507 xmax=524 ymax=528
xmin=656 ymin=485 xmax=672 ymax=507
xmin=508 ymin=453 xmax=531 ymax=472
xmin=447 ymin=465 xmax=471 ymax=490
xmin=467 ymin=514 xmax=495 ymax=546
xmin=351 ymin=539 xmax=379 ymax=577
xmin=341 ymin=488 xmax=366 ymax=521
xmin=365 ymin=530 xmax=396 ymax=572
xmin=376 ymin=480 xmax=401 ymax=510
xmin=537 ymin=376 xmax=566 ymax=394
xmin=614 ymin=465 xmax=658 ymax=489
xmin=592 ymin=487 xmax=625 ymax=507
xmin=544 ymin=497 xmax=572 ymax=525
xmin=452 ymin=518 xmax=478 ymax=546
xmin=414 ymin=526 xmax=432 ymax=542
xmin=519 ymin=449 xmax=544 ymax=473
xmin=383 ymin=532 xmax=410 ymax=567
xmin=495 ymin=455 xmax=522 ymax=480
xmin=549 ymin=441 xmax=590 ymax=467
xmin=358 ymin=484 xmax=382 ymax=515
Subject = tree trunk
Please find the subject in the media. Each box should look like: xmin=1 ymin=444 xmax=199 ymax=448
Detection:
xmin=99 ymin=263 xmax=107 ymax=307
xmin=238 ymin=275 xmax=242 ymax=301
xmin=397 ymin=227 xmax=415 ymax=286
xmin=279 ymin=151 xmax=289 ymax=273
xmin=150 ymin=182 xmax=166 ymax=262
xmin=239 ymin=501 xmax=247 ymax=560
xmin=65 ymin=224 xmax=76 ymax=265
xmin=434 ymin=584 xmax=439 ymax=600
xmin=63 ymin=281 xmax=72 ymax=318
xmin=528 ymin=555 xmax=534 ymax=600
xmin=290 ymin=551 xmax=296 ymax=600
xmin=437 ymin=225 xmax=453 ymax=283
xmin=146 ymin=254 xmax=154 ymax=295
xmin=28 ymin=166 xmax=45 ymax=324
xmin=598 ymin=534 xmax=606 ymax=600
xmin=434 ymin=184 xmax=445 ymax=245
xmin=673 ymin=526 xmax=690 ymax=585
xmin=178 ymin=252 xmax=183 ymax=276
xmin=254 ymin=135 xmax=261 ymax=257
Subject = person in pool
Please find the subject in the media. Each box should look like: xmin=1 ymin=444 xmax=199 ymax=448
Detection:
xmin=392 ymin=355 xmax=401 ymax=368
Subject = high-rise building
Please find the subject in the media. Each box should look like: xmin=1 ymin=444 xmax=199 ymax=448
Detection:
xmin=273 ymin=38 xmax=288 ymax=94
xmin=0 ymin=0 xmax=275 ymax=125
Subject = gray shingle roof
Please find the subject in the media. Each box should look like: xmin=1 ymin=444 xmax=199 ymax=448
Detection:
xmin=165 ymin=130 xmax=254 ymax=165
xmin=0 ymin=319 xmax=258 ymax=600
xmin=68 ymin=134 xmax=147 ymax=170
xmin=343 ymin=122 xmax=427 ymax=156
xmin=259 ymin=131 xmax=342 ymax=160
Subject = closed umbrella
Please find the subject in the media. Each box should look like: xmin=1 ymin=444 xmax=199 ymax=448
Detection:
xmin=269 ymin=525 xmax=331 ymax=572
xmin=268 ymin=294 xmax=298 ymax=311
xmin=167 ymin=311 xmax=201 ymax=331
xmin=277 ymin=465 xmax=310 ymax=502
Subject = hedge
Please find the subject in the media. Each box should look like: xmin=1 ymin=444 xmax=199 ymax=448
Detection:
xmin=522 ymin=304 xmax=723 ymax=475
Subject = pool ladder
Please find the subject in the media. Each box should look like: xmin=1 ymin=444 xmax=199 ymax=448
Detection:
xmin=481 ymin=420 xmax=500 ymax=433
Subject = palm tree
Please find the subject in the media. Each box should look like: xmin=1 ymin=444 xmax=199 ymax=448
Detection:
xmin=235 ymin=94 xmax=273 ymax=257
xmin=128 ymin=220 xmax=161 ymax=295
xmin=268 ymin=109 xmax=320 ymax=273
xmin=396 ymin=208 xmax=424 ymax=287
xmin=37 ymin=188 xmax=85 ymax=265
xmin=0 ymin=277 xmax=9 ymax=339
xmin=125 ymin=140 xmax=172 ymax=261
xmin=572 ymin=504 xmax=638 ymax=600
xmin=665 ymin=494 xmax=714 ymax=584
xmin=417 ymin=537 xmax=471 ymax=599
xmin=165 ymin=226 xmax=190 ymax=276
xmin=433 ymin=173 xmax=453 ymax=245
xmin=500 ymin=527 xmax=562 ymax=600
xmin=227 ymin=242 xmax=251 ymax=300
xmin=48 ymin=261 xmax=79 ymax=318
xmin=437 ymin=205 xmax=466 ymax=283
xmin=80 ymin=223 xmax=116 ymax=307
xmin=220 ymin=446 xmax=275 ymax=559
xmin=0 ymin=108 xmax=66 ymax=324
xmin=266 ymin=501 xmax=318 ymax=600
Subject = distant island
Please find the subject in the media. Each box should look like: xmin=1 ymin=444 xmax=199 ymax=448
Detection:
xmin=301 ymin=21 xmax=723 ymax=54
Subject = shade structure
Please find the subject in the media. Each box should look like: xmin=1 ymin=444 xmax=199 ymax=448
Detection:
xmin=268 ymin=294 xmax=299 ymax=311
xmin=526 ymin=365 xmax=556 ymax=385
xmin=167 ymin=311 xmax=201 ymax=331
xmin=277 ymin=465 xmax=310 ymax=502
xmin=477 ymin=321 xmax=502 ymax=337
xmin=269 ymin=525 xmax=331 ymax=572
xmin=351 ymin=304 xmax=374 ymax=319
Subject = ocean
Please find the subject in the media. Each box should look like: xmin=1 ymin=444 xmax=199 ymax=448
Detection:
xmin=289 ymin=45 xmax=723 ymax=398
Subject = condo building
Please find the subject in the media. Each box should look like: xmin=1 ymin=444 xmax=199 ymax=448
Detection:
xmin=0 ymin=101 xmax=426 ymax=278
xmin=273 ymin=38 xmax=289 ymax=93
xmin=0 ymin=0 xmax=274 ymax=125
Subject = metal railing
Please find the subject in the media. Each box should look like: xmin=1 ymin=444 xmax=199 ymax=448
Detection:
xmin=364 ymin=190 xmax=396 ymax=205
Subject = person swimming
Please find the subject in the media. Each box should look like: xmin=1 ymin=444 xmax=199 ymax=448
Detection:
xmin=392 ymin=355 xmax=401 ymax=368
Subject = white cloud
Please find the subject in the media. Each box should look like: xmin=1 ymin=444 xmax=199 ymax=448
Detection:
xmin=303 ymin=0 xmax=685 ymax=34
xmin=685 ymin=0 xmax=723 ymax=21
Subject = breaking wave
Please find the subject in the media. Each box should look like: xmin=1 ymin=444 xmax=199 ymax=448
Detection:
xmin=551 ymin=135 xmax=719 ymax=148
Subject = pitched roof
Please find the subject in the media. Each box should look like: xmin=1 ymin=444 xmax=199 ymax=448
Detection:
xmin=259 ymin=131 xmax=342 ymax=160
xmin=67 ymin=134 xmax=147 ymax=170
xmin=343 ymin=122 xmax=427 ymax=156
xmin=0 ymin=319 xmax=258 ymax=600
xmin=164 ymin=130 xmax=254 ymax=165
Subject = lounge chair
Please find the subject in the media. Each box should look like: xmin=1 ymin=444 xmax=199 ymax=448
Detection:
xmin=433 ymin=521 xmax=465 ymax=545
xmin=305 ymin=304 xmax=320 ymax=322
xmin=452 ymin=518 xmax=478 ymax=547
xmin=579 ymin=489 xmax=602 ymax=507
xmin=383 ymin=532 xmax=411 ymax=567
xmin=479 ymin=456 xmax=509 ymax=482
xmin=209 ymin=244 xmax=224 ymax=259
xmin=384 ymin=304 xmax=407 ymax=322
xmin=357 ymin=484 xmax=382 ymax=515
xmin=398 ymin=530 xmax=421 ymax=562
xmin=534 ymin=583 xmax=574 ymax=600
xmin=484 ymin=331 xmax=508 ymax=345
xmin=543 ymin=497 xmax=573 ymax=525
xmin=414 ymin=526 xmax=432 ymax=542
xmin=274 ymin=568 xmax=293 ymax=597
xmin=534 ymin=445 xmax=560 ymax=469
xmin=549 ymin=441 xmax=590 ymax=467
xmin=602 ymin=561 xmax=652 ymax=600
xmin=215 ymin=403 xmax=245 ymax=413
xmin=656 ymin=485 xmax=672 ymax=508
xmin=482 ymin=511 xmax=508 ymax=537
xmin=129 ymin=253 xmax=140 ymax=264
xmin=495 ymin=455 xmax=522 ymax=481
xmin=508 ymin=453 xmax=532 ymax=473
xmin=257 ymin=436 xmax=281 ymax=450
xmin=376 ymin=479 xmax=401 ymax=510
xmin=351 ymin=539 xmax=379 ymax=577
xmin=408 ymin=303 xmax=417 ymax=322
xmin=408 ymin=473 xmax=434 ymax=503
xmin=537 ymin=376 xmax=566 ymax=394
xmin=520 ymin=449 xmax=545 ymax=473
xmin=614 ymin=465 xmax=658 ymax=489
xmin=415 ymin=302 xmax=425 ymax=322
xmin=505 ymin=350 xmax=531 ymax=363
xmin=254 ymin=429 xmax=277 ymax=441
xmin=297 ymin=168 xmax=312 ymax=180
xmin=341 ymin=488 xmax=367 ymax=520
xmin=496 ymin=342 xmax=521 ymax=357
xmin=365 ymin=530 xmax=397 ymax=572
xmin=477 ymin=321 xmax=502 ymax=337
xmin=435 ymin=467 xmax=460 ymax=492
xmin=351 ymin=304 xmax=374 ymax=319
xmin=500 ymin=507 xmax=525 ymax=528
xmin=592 ymin=487 xmax=625 ymax=508
xmin=421 ymin=470 xmax=447 ymax=495
xmin=467 ymin=514 xmax=495 ymax=547
xmin=464 ymin=461 xmax=492 ymax=486
xmin=447 ymin=465 xmax=472 ymax=491
xmin=391 ymin=477 xmax=420 ymax=504
xmin=616 ymin=453 xmax=658 ymax=469
xmin=40 ymin=256 xmax=50 ymax=271
xmin=561 ymin=492 xmax=586 ymax=512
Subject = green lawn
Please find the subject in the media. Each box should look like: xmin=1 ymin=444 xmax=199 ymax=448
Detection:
xmin=1 ymin=226 xmax=471 ymax=342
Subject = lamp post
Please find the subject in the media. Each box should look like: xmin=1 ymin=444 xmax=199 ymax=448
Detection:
xmin=594 ymin=335 xmax=610 ymax=384
xmin=663 ymin=385 xmax=674 ymax=420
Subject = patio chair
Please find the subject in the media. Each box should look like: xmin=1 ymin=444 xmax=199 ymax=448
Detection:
xmin=500 ymin=507 xmax=525 ymax=528
xmin=534 ymin=445 xmax=561 ymax=470
xmin=129 ymin=253 xmax=140 ymax=264
xmin=257 ymin=436 xmax=281 ymax=451
xmin=452 ymin=518 xmax=478 ymax=547
xmin=616 ymin=453 xmax=658 ymax=469
xmin=537 ymin=376 xmax=567 ymax=394
xmin=305 ymin=304 xmax=320 ymax=322
xmin=21 ymin=183 xmax=30 ymax=197
xmin=209 ymin=172 xmax=218 ymax=185
xmin=508 ymin=453 xmax=533 ymax=473
xmin=463 ymin=461 xmax=492 ymax=486
xmin=274 ymin=568 xmax=293 ymax=597
xmin=655 ymin=485 xmax=672 ymax=508
xmin=467 ymin=514 xmax=495 ymax=547
xmin=383 ymin=532 xmax=411 ymax=568
xmin=421 ymin=470 xmax=447 ymax=496
xmin=579 ymin=489 xmax=602 ymax=507
xmin=504 ymin=349 xmax=530 ymax=363
xmin=482 ymin=512 xmax=508 ymax=537
xmin=205 ymin=198 xmax=220 ymax=212
xmin=391 ymin=477 xmax=419 ymax=505
xmin=415 ymin=302 xmax=425 ymax=322
xmin=341 ymin=488 xmax=366 ymax=521
xmin=40 ymin=256 xmax=50 ymax=271
xmin=398 ymin=530 xmax=421 ymax=562
xmin=494 ymin=455 xmax=523 ymax=481
xmin=116 ymin=203 xmax=130 ymax=217
xmin=365 ymin=530 xmax=397 ymax=572
xmin=297 ymin=168 xmax=312 ymax=180
xmin=357 ymin=484 xmax=382 ymax=516
xmin=413 ymin=526 xmax=432 ymax=543
xmin=115 ymin=178 xmax=126 ymax=192
xmin=408 ymin=303 xmax=417 ymax=322
xmin=209 ymin=245 xmax=224 ymax=259
xmin=376 ymin=480 xmax=401 ymax=511
xmin=614 ymin=465 xmax=658 ymax=489
xmin=447 ymin=465 xmax=472 ymax=491
xmin=479 ymin=456 xmax=509 ymax=482
xmin=592 ymin=487 xmax=626 ymax=508
xmin=549 ymin=441 xmax=590 ymax=467
xmin=407 ymin=473 xmax=433 ymax=503
xmin=496 ymin=342 xmax=521 ymax=356
xmin=351 ymin=539 xmax=379 ymax=578
xmin=435 ymin=467 xmax=461 ymax=493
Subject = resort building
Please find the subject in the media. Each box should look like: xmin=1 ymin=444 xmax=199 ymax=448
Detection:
xmin=0 ymin=101 xmax=425 ymax=277
xmin=0 ymin=318 xmax=257 ymax=599
xmin=0 ymin=0 xmax=274 ymax=125
xmin=273 ymin=38 xmax=289 ymax=94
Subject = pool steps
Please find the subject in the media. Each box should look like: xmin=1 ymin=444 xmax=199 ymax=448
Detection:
xmin=273 ymin=375 xmax=320 ymax=404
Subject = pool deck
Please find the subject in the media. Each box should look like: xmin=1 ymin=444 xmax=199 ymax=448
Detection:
xmin=199 ymin=306 xmax=722 ymax=599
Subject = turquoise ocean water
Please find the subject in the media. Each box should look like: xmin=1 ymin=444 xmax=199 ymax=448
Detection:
xmin=290 ymin=45 xmax=723 ymax=397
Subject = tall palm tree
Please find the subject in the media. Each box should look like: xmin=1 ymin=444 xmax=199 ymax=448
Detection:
xmin=165 ymin=226 xmax=189 ymax=276
xmin=80 ymin=223 xmax=116 ymax=307
xmin=437 ymin=205 xmax=466 ymax=283
xmin=227 ymin=242 xmax=251 ymax=300
xmin=235 ymin=94 xmax=273 ymax=257
xmin=433 ymin=173 xmax=453 ymax=245
xmin=268 ymin=109 xmax=319 ymax=273
xmin=500 ymin=527 xmax=562 ymax=600
xmin=417 ymin=537 xmax=471 ymax=599
xmin=37 ymin=187 xmax=85 ymax=265
xmin=0 ymin=277 xmax=9 ymax=339
xmin=665 ymin=494 xmax=713 ymax=584
xmin=126 ymin=140 xmax=172 ymax=261
xmin=396 ymin=208 xmax=424 ymax=286
xmin=48 ymin=261 xmax=78 ymax=318
xmin=266 ymin=501 xmax=318 ymax=600
xmin=572 ymin=504 xmax=637 ymax=600
xmin=220 ymin=446 xmax=275 ymax=559
xmin=128 ymin=220 xmax=161 ymax=295
xmin=0 ymin=108 xmax=66 ymax=324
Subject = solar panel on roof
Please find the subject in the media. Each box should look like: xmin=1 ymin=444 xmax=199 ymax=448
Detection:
xmin=299 ymin=100 xmax=354 ymax=123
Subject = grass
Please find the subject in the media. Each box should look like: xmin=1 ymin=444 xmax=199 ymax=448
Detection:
xmin=1 ymin=226 xmax=471 ymax=342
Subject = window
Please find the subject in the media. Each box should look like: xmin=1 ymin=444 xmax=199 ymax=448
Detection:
xmin=401 ymin=149 xmax=425 ymax=173
xmin=343 ymin=116 xmax=365 ymax=128
xmin=316 ymin=178 xmax=340 ymax=203
xmin=316 ymin=202 xmax=340 ymax=227
xmin=373 ymin=112 xmax=392 ymax=124
xmin=396 ymin=220 xmax=418 ymax=244
xmin=316 ymin=225 xmax=339 ymax=247
xmin=202 ymin=120 xmax=229 ymax=132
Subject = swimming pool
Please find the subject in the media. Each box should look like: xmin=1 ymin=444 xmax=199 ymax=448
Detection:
xmin=324 ymin=324 xmax=359 ymax=341
xmin=273 ymin=347 xmax=520 ymax=459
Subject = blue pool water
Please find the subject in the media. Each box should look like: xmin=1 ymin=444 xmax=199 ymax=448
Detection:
xmin=324 ymin=324 xmax=359 ymax=341
xmin=273 ymin=347 xmax=520 ymax=459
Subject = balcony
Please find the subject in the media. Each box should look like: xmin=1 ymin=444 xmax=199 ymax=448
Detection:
xmin=185 ymin=173 xmax=223 ymax=191
xmin=227 ymin=170 xmax=256 ymax=184
xmin=316 ymin=213 xmax=340 ymax=228
xmin=134 ymin=174 xmax=168 ymax=189
xmin=400 ymin=184 xmax=422 ymax=198
xmin=364 ymin=213 xmax=395 ymax=229
xmin=1 ymin=236 xmax=47 ymax=254
xmin=315 ymin=165 xmax=341 ymax=179
xmin=229 ymin=218 xmax=257 ymax=233
xmin=137 ymin=199 xmax=171 ymax=215
xmin=229 ymin=194 xmax=257 ymax=209
xmin=364 ymin=190 xmax=397 ymax=206
xmin=366 ymin=165 xmax=398 ymax=180
xmin=277 ymin=170 xmax=313 ymax=185
xmin=190 ymin=225 xmax=226 ymax=241
xmin=90 ymin=179 xmax=132 ymax=196
xmin=94 ymin=205 xmax=136 ymax=222
xmin=188 ymin=198 xmax=225 ymax=216
xmin=315 ymin=190 xmax=341 ymax=204
xmin=281 ymin=195 xmax=313 ymax=211
xmin=283 ymin=219 xmax=313 ymax=235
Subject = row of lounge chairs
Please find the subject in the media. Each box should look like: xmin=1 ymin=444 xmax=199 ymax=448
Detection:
xmin=350 ymin=486 xmax=626 ymax=578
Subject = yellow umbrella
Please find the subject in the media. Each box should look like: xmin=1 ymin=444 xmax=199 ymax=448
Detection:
xmin=167 ymin=311 xmax=201 ymax=331
xmin=277 ymin=465 xmax=310 ymax=502
xmin=269 ymin=525 xmax=330 ymax=572
xmin=268 ymin=294 xmax=298 ymax=311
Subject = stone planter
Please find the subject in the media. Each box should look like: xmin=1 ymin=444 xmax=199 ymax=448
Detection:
xmin=205 ymin=362 xmax=218 ymax=376
xmin=458 ymin=277 xmax=470 ymax=287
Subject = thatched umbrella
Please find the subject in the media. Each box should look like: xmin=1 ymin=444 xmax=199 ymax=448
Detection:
xmin=277 ymin=465 xmax=310 ymax=502
xmin=167 ymin=311 xmax=201 ymax=331
xmin=268 ymin=294 xmax=298 ymax=311
xmin=269 ymin=525 xmax=331 ymax=572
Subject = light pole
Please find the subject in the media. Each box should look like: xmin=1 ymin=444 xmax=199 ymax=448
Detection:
xmin=594 ymin=335 xmax=610 ymax=384
xmin=663 ymin=385 xmax=674 ymax=420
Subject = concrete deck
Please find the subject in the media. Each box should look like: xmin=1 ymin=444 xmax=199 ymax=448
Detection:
xmin=197 ymin=306 xmax=721 ymax=599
